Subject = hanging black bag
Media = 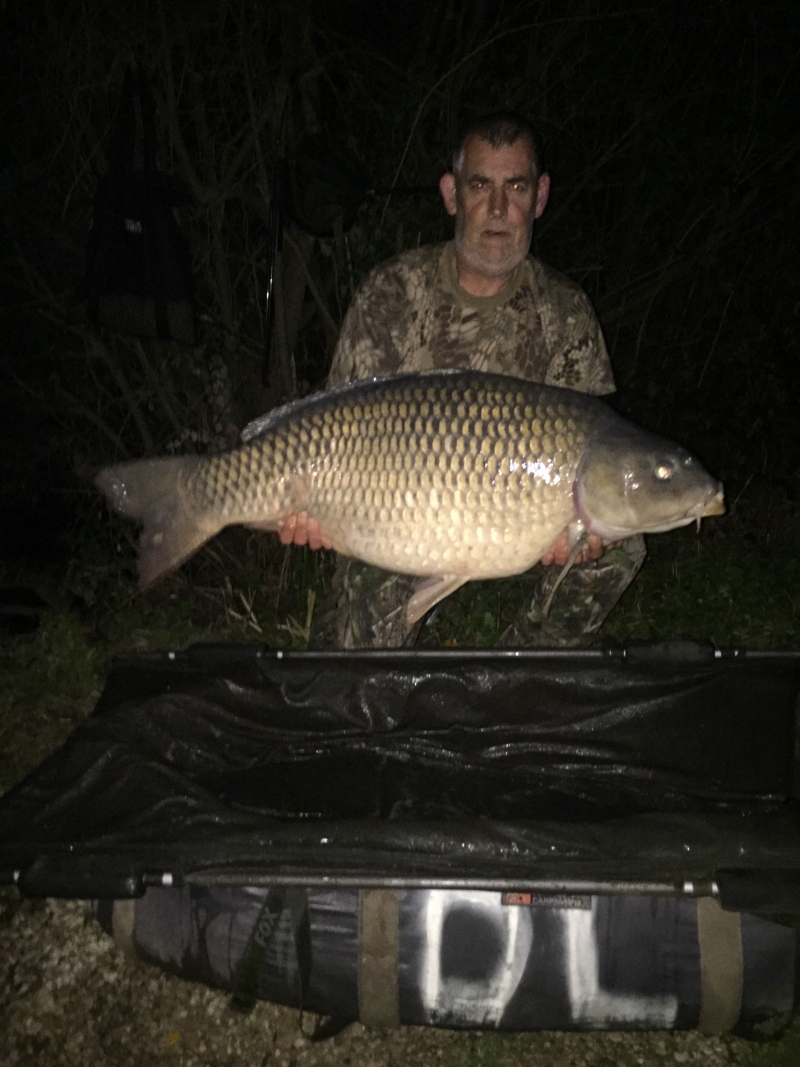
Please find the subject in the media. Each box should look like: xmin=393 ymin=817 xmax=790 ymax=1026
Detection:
xmin=80 ymin=65 xmax=194 ymax=345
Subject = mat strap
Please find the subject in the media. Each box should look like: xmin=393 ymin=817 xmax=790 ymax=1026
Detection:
xmin=697 ymin=896 xmax=743 ymax=1033
xmin=358 ymin=889 xmax=400 ymax=1028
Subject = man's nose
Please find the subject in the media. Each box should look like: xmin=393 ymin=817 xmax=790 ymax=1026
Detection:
xmin=488 ymin=184 xmax=507 ymax=217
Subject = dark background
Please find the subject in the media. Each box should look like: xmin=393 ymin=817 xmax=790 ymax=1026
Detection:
xmin=0 ymin=0 xmax=798 ymax=580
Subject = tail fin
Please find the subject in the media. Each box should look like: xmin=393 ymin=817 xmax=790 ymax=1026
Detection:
xmin=96 ymin=456 xmax=220 ymax=587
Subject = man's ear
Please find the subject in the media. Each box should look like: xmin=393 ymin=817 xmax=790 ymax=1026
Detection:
xmin=534 ymin=172 xmax=551 ymax=219
xmin=439 ymin=172 xmax=457 ymax=216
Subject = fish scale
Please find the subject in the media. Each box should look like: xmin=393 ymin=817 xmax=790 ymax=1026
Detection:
xmin=178 ymin=375 xmax=598 ymax=580
xmin=96 ymin=370 xmax=724 ymax=623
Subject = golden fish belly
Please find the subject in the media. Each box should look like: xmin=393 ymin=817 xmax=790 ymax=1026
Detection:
xmin=192 ymin=374 xmax=593 ymax=580
xmin=328 ymin=503 xmax=580 ymax=580
xmin=312 ymin=474 xmax=578 ymax=579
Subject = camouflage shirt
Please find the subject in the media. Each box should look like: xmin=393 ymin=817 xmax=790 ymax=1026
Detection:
xmin=327 ymin=241 xmax=615 ymax=395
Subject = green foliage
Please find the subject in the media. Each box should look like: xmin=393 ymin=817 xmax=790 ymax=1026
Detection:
xmin=739 ymin=1029 xmax=800 ymax=1067
xmin=443 ymin=1033 xmax=529 ymax=1067
xmin=0 ymin=612 xmax=99 ymax=712
xmin=0 ymin=611 xmax=101 ymax=792
xmin=418 ymin=578 xmax=522 ymax=648
xmin=604 ymin=530 xmax=800 ymax=650
xmin=435 ymin=1029 xmax=800 ymax=1067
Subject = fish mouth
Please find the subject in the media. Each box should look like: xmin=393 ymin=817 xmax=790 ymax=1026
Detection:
xmin=700 ymin=487 xmax=726 ymax=518
xmin=671 ymin=485 xmax=725 ymax=535
xmin=672 ymin=484 xmax=726 ymax=532
xmin=584 ymin=484 xmax=727 ymax=539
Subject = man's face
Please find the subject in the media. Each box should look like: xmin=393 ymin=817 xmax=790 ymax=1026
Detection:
xmin=440 ymin=134 xmax=550 ymax=281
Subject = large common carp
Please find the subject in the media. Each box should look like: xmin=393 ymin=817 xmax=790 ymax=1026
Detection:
xmin=97 ymin=371 xmax=724 ymax=623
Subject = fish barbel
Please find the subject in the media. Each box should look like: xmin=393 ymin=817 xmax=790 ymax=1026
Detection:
xmin=96 ymin=371 xmax=725 ymax=623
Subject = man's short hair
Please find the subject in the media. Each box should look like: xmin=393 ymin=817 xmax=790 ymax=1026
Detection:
xmin=452 ymin=111 xmax=545 ymax=179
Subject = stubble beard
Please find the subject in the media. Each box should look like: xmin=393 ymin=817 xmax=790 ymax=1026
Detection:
xmin=453 ymin=217 xmax=534 ymax=281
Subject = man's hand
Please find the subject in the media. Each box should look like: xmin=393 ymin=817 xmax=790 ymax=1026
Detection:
xmin=540 ymin=529 xmax=604 ymax=567
xmin=278 ymin=512 xmax=333 ymax=551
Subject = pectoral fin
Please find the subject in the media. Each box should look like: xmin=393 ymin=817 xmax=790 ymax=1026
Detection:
xmin=406 ymin=574 xmax=470 ymax=626
xmin=542 ymin=530 xmax=589 ymax=618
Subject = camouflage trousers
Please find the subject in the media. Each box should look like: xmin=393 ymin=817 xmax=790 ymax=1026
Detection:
xmin=308 ymin=535 xmax=646 ymax=651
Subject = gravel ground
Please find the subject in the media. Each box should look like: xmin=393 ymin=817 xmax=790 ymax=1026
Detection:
xmin=2 ymin=888 xmax=786 ymax=1067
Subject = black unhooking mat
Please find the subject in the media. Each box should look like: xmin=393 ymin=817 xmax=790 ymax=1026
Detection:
xmin=2 ymin=642 xmax=800 ymax=912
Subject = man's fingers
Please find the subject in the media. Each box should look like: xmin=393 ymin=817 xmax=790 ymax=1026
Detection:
xmin=278 ymin=512 xmax=309 ymax=546
xmin=307 ymin=518 xmax=333 ymax=551
xmin=542 ymin=531 xmax=607 ymax=567
xmin=572 ymin=537 xmax=604 ymax=565
xmin=278 ymin=513 xmax=297 ymax=545
xmin=541 ymin=530 xmax=569 ymax=567
xmin=585 ymin=535 xmax=604 ymax=562
xmin=279 ymin=512 xmax=333 ymax=551
xmin=292 ymin=512 xmax=310 ymax=546
xmin=309 ymin=534 xmax=334 ymax=551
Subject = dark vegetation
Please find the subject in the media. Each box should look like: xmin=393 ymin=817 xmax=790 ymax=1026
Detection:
xmin=0 ymin=0 xmax=798 ymax=654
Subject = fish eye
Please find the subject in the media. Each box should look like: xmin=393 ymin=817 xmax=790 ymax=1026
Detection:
xmin=655 ymin=462 xmax=674 ymax=480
